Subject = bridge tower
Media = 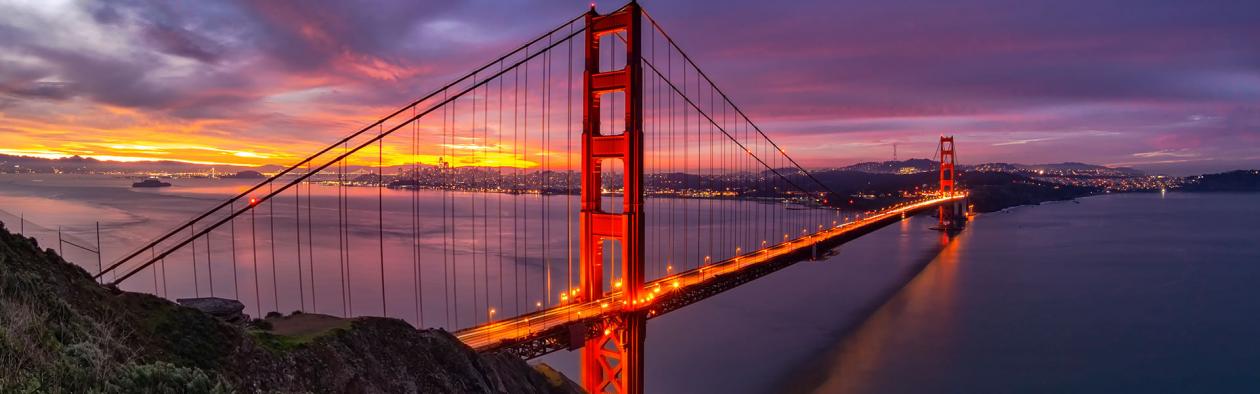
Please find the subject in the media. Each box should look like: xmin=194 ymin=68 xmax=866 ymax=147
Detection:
xmin=579 ymin=3 xmax=646 ymax=393
xmin=937 ymin=135 xmax=965 ymax=229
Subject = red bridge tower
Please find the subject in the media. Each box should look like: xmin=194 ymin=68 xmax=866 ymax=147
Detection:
xmin=937 ymin=135 xmax=966 ymax=229
xmin=579 ymin=3 xmax=646 ymax=393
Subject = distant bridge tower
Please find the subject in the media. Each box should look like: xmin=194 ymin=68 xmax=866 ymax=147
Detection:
xmin=579 ymin=3 xmax=646 ymax=394
xmin=937 ymin=135 xmax=965 ymax=229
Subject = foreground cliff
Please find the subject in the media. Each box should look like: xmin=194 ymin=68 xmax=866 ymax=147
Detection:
xmin=0 ymin=221 xmax=580 ymax=393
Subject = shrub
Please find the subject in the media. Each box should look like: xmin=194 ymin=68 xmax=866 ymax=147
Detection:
xmin=106 ymin=362 xmax=231 ymax=394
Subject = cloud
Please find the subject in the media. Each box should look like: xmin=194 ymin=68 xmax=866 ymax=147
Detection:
xmin=0 ymin=0 xmax=1256 ymax=174
xmin=992 ymin=137 xmax=1057 ymax=146
xmin=1132 ymin=149 xmax=1200 ymax=159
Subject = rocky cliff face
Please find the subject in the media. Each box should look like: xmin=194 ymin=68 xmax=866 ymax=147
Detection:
xmin=226 ymin=317 xmax=579 ymax=393
xmin=0 ymin=221 xmax=581 ymax=393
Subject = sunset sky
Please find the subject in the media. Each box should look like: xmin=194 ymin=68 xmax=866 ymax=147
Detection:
xmin=1 ymin=0 xmax=1257 ymax=175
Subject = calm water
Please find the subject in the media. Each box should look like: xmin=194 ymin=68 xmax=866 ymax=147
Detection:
xmin=795 ymin=192 xmax=1260 ymax=393
xmin=541 ymin=192 xmax=1260 ymax=393
xmin=4 ymin=174 xmax=1256 ymax=392
xmin=0 ymin=173 xmax=839 ymax=330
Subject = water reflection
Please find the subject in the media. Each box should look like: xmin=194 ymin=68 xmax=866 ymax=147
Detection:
xmin=0 ymin=173 xmax=846 ymax=332
xmin=805 ymin=229 xmax=964 ymax=394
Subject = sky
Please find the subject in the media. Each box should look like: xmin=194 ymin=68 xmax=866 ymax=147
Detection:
xmin=0 ymin=0 xmax=1257 ymax=175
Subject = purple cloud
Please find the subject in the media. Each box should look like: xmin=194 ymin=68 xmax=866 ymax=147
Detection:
xmin=0 ymin=0 xmax=1256 ymax=174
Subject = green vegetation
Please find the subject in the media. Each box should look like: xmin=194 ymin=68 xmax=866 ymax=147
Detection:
xmin=0 ymin=225 xmax=233 ymax=393
xmin=248 ymin=318 xmax=351 ymax=352
xmin=0 ymin=222 xmax=580 ymax=393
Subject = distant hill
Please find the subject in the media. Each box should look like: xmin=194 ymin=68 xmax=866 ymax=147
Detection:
xmin=973 ymin=161 xmax=1143 ymax=177
xmin=832 ymin=159 xmax=1143 ymax=177
xmin=0 ymin=154 xmax=258 ymax=174
xmin=0 ymin=154 xmax=438 ymax=176
xmin=837 ymin=159 xmax=937 ymax=174
xmin=1179 ymin=170 xmax=1260 ymax=191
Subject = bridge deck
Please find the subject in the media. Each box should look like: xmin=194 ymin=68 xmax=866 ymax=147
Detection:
xmin=454 ymin=194 xmax=966 ymax=358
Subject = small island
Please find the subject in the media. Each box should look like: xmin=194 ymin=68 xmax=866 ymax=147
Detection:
xmin=222 ymin=170 xmax=266 ymax=179
xmin=131 ymin=178 xmax=172 ymax=188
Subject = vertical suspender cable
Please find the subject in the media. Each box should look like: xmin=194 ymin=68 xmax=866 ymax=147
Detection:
xmin=498 ymin=63 xmax=506 ymax=318
xmin=522 ymin=54 xmax=530 ymax=314
xmin=482 ymin=81 xmax=491 ymax=319
xmin=513 ymin=66 xmax=521 ymax=317
xmin=442 ymin=90 xmax=451 ymax=328
xmin=191 ymin=226 xmax=199 ymax=297
xmin=469 ymin=75 xmax=478 ymax=325
xmin=543 ymin=38 xmax=552 ymax=308
xmin=296 ymin=173 xmax=305 ymax=310
xmin=269 ymin=183 xmax=278 ymax=313
xmin=251 ymin=201 xmax=261 ymax=316
xmin=378 ymin=123 xmax=387 ymax=316
xmin=206 ymin=232 xmax=214 ymax=297
xmin=307 ymin=161 xmax=316 ymax=314
xmin=231 ymin=201 xmax=240 ymax=299
xmin=412 ymin=104 xmax=423 ymax=326
xmin=566 ymin=26 xmax=574 ymax=296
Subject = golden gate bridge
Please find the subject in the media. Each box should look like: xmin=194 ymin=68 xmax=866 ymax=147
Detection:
xmin=94 ymin=3 xmax=967 ymax=393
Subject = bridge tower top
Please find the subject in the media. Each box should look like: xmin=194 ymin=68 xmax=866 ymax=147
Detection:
xmin=939 ymin=135 xmax=956 ymax=198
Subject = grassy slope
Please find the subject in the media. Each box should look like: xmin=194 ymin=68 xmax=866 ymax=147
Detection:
xmin=0 ymin=221 xmax=579 ymax=393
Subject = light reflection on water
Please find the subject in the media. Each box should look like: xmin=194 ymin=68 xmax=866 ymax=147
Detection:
xmin=794 ymin=193 xmax=1260 ymax=393
xmin=0 ymin=174 xmax=843 ymax=332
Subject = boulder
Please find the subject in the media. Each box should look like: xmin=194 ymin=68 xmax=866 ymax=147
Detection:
xmin=177 ymin=297 xmax=248 ymax=324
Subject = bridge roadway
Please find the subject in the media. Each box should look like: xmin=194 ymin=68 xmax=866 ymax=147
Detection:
xmin=454 ymin=194 xmax=967 ymax=359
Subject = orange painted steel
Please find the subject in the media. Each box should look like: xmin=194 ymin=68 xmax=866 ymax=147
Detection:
xmin=580 ymin=3 xmax=646 ymax=393
xmin=452 ymin=195 xmax=968 ymax=356
xmin=939 ymin=136 xmax=958 ymax=228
